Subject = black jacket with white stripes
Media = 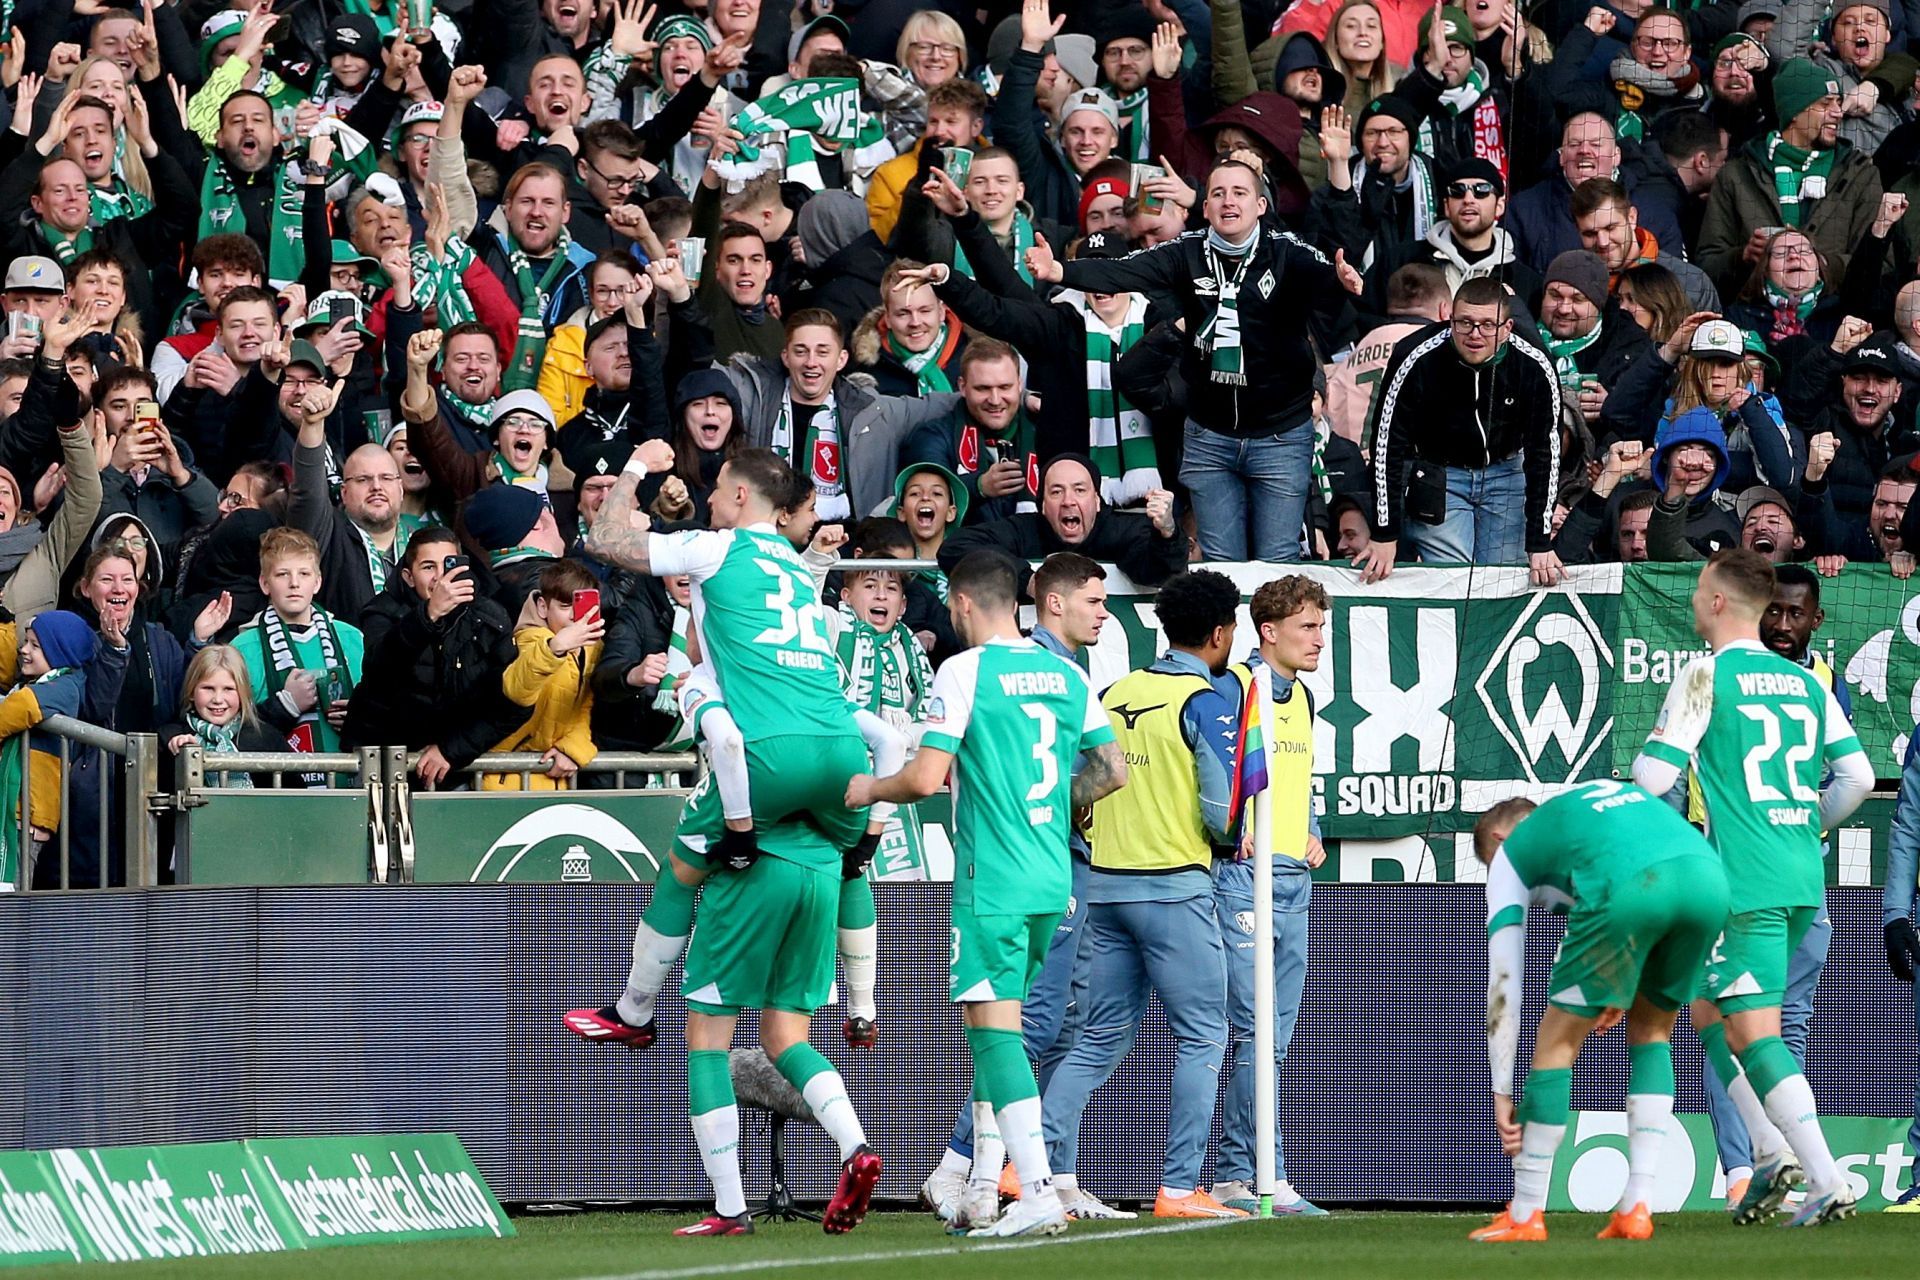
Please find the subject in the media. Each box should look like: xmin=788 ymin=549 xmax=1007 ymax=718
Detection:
xmin=1367 ymin=321 xmax=1563 ymax=554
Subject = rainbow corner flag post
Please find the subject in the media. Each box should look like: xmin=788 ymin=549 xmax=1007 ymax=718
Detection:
xmin=1229 ymin=666 xmax=1270 ymax=818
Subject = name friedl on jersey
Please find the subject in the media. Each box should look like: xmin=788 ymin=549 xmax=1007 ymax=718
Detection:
xmin=777 ymin=650 xmax=827 ymax=671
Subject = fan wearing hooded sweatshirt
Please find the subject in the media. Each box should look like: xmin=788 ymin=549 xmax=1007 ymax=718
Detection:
xmin=1360 ymin=156 xmax=1544 ymax=328
xmin=1 ymin=610 xmax=92 ymax=888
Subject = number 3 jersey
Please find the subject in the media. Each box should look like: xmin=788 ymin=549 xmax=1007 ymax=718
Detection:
xmin=922 ymin=636 xmax=1114 ymax=918
xmin=1641 ymin=638 xmax=1865 ymax=913
xmin=648 ymin=524 xmax=857 ymax=743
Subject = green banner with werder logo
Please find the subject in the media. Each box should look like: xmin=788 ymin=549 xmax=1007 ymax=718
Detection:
xmin=0 ymin=1133 xmax=509 ymax=1268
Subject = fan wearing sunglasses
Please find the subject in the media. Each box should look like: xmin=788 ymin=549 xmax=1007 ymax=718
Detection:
xmin=1360 ymin=156 xmax=1544 ymax=327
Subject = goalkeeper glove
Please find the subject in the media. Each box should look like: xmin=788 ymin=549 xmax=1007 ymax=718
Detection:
xmin=842 ymin=830 xmax=880 ymax=881
xmin=714 ymin=826 xmax=762 ymax=873
xmin=1887 ymin=919 xmax=1920 ymax=982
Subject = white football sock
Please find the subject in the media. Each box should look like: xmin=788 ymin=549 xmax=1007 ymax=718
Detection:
xmin=937 ymin=1146 xmax=972 ymax=1179
xmin=1510 ymin=1121 xmax=1565 ymax=1218
xmin=1726 ymin=1071 xmax=1789 ymax=1168
xmin=996 ymin=1096 xmax=1053 ymax=1197
xmin=970 ymin=1099 xmax=1004 ymax=1187
xmin=1762 ymin=1075 xmax=1843 ymax=1196
xmin=616 ymin=921 xmax=686 ymax=1025
xmin=839 ymin=925 xmax=878 ymax=1022
xmin=1621 ymin=1093 xmax=1673 ymax=1211
xmin=691 ymin=1105 xmax=746 ymax=1218
xmin=801 ymin=1069 xmax=868 ymax=1162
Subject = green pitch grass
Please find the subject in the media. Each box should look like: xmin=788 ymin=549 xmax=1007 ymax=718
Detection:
xmin=11 ymin=1209 xmax=1917 ymax=1280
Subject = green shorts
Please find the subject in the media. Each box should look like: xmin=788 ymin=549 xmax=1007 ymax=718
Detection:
xmin=1547 ymin=855 xmax=1730 ymax=1017
xmin=674 ymin=732 xmax=870 ymax=865
xmin=950 ymin=899 xmax=1060 ymax=1004
xmin=681 ymin=852 xmax=837 ymax=1015
xmin=1704 ymin=905 xmax=1819 ymax=1014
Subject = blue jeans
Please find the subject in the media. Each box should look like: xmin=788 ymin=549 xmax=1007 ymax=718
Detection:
xmin=1703 ymin=905 xmax=1832 ymax=1173
xmin=1404 ymin=454 xmax=1526 ymax=565
xmin=948 ymin=858 xmax=1090 ymax=1156
xmin=1213 ymin=859 xmax=1312 ymax=1185
xmin=1179 ymin=421 xmax=1314 ymax=563
xmin=1041 ymin=895 xmax=1229 ymax=1189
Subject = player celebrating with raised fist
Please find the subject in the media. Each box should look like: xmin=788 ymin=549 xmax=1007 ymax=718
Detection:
xmin=848 ymin=550 xmax=1128 ymax=1238
xmin=1470 ymin=782 xmax=1730 ymax=1243
xmin=1632 ymin=550 xmax=1874 ymax=1228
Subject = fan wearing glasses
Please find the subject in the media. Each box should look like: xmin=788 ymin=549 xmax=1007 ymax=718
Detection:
xmin=1361 ymin=157 xmax=1543 ymax=327
xmin=1361 ymin=276 xmax=1567 ymax=588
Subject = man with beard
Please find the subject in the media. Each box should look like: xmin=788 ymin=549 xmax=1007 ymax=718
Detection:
xmin=198 ymin=89 xmax=306 ymax=288
xmin=1796 ymin=340 xmax=1919 ymax=559
xmin=867 ymin=80 xmax=988 ymax=242
xmin=901 ymin=339 xmax=1036 ymax=525
xmin=1311 ymin=94 xmax=1439 ymax=273
xmin=1361 ymin=157 xmax=1543 ymax=325
xmin=402 ymin=328 xmax=559 ymax=508
xmin=474 ymin=162 xmax=594 ymax=340
xmin=939 ymin=454 xmax=1185 ymax=587
xmin=1392 ymin=6 xmax=1514 ymax=181
xmin=1651 ymin=483 xmax=1811 ymax=562
xmin=555 ymin=289 xmax=672 ymax=473
xmin=422 ymin=322 xmax=508 ymax=454
xmin=1504 ymin=112 xmax=1687 ymax=279
xmin=1536 ymin=250 xmax=1655 ymax=422
xmin=1571 ymin=178 xmax=1721 ymax=312
xmin=1775 ymin=0 xmax=1903 ymax=153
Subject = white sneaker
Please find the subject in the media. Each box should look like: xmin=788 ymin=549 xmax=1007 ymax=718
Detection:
xmin=1064 ymin=1187 xmax=1137 ymax=1220
xmin=969 ymin=1190 xmax=1068 ymax=1238
xmin=922 ymin=1168 xmax=967 ymax=1223
xmin=949 ymin=1182 xmax=999 ymax=1232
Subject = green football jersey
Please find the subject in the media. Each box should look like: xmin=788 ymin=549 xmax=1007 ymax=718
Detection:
xmin=1495 ymin=779 xmax=1718 ymax=929
xmin=922 ymin=636 xmax=1115 ymax=916
xmin=1641 ymin=639 xmax=1864 ymax=912
xmin=649 ymin=524 xmax=856 ymax=743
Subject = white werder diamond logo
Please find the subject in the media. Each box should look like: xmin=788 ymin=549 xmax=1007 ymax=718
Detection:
xmin=1473 ymin=590 xmax=1616 ymax=784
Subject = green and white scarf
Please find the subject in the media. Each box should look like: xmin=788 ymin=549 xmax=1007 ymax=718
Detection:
xmin=1198 ymin=227 xmax=1261 ymax=385
xmin=710 ymin=78 xmax=892 ymax=187
xmin=0 ymin=667 xmax=71 ymax=888
xmin=256 ymin=608 xmax=345 ymax=706
xmin=886 ymin=313 xmax=953 ymax=393
xmin=1544 ymin=315 xmax=1604 ymax=384
xmin=653 ymin=604 xmax=694 ymax=751
xmin=38 ymin=222 xmax=92 ymax=266
xmin=1067 ymin=290 xmax=1157 ymax=505
xmin=1353 ymin=153 xmax=1437 ymax=270
xmin=351 ymin=523 xmax=395 ymax=594
xmin=952 ymin=209 xmax=1035 ymax=285
xmin=200 ymin=158 xmax=305 ymax=286
xmin=771 ymin=387 xmax=848 ymax=520
xmin=1764 ymin=132 xmax=1835 ymax=228
xmin=834 ymin=604 xmax=933 ymax=718
xmin=488 ymin=544 xmax=548 ymax=569
xmin=188 ymin=713 xmax=252 ymax=789
xmin=1417 ymin=60 xmax=1489 ymax=154
xmin=90 ymin=175 xmax=153 ymax=226
xmin=491 ymin=451 xmax=550 ymax=493
xmin=503 ymin=228 xmax=569 ymax=387
xmin=1115 ymin=86 xmax=1150 ymax=164
xmin=446 ymin=391 xmax=495 ymax=431
xmin=410 ymin=232 xmax=478 ymax=328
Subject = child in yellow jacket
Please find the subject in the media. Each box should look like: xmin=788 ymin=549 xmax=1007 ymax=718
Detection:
xmin=0 ymin=611 xmax=95 ymax=887
xmin=484 ymin=560 xmax=605 ymax=790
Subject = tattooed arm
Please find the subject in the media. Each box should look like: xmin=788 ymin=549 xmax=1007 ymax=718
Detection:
xmin=1070 ymin=739 xmax=1127 ymax=808
xmin=582 ymin=473 xmax=655 ymax=574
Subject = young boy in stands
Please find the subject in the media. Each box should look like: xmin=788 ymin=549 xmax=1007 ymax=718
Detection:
xmin=231 ymin=528 xmax=365 ymax=773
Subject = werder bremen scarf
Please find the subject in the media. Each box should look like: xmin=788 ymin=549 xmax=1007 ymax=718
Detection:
xmin=89 ymin=175 xmax=152 ymax=226
xmin=411 ymin=232 xmax=478 ymax=328
xmin=654 ymin=604 xmax=694 ymax=751
xmin=1064 ymin=289 xmax=1157 ymax=505
xmin=503 ymin=228 xmax=570 ymax=388
xmin=710 ymin=78 xmax=892 ymax=188
xmin=953 ymin=209 xmax=1035 ymax=284
xmin=834 ymin=604 xmax=933 ymax=718
xmin=1115 ymin=86 xmax=1150 ymax=164
xmin=38 ymin=221 xmax=92 ymax=266
xmin=1545 ymin=315 xmax=1603 ymax=383
xmin=1607 ymin=55 xmax=1700 ymax=141
xmin=1764 ymin=132 xmax=1835 ymax=228
xmin=256 ymin=608 xmax=344 ymax=704
xmin=200 ymin=159 xmax=304 ymax=285
xmin=772 ymin=387 xmax=848 ymax=520
xmin=0 ymin=667 xmax=71 ymax=888
xmin=1355 ymin=155 xmax=1436 ymax=269
xmin=885 ymin=312 xmax=956 ymax=394
xmin=1198 ymin=226 xmax=1261 ymax=385
xmin=188 ymin=713 xmax=252 ymax=789
xmin=1417 ymin=61 xmax=1506 ymax=177
xmin=1765 ymin=278 xmax=1822 ymax=341
xmin=351 ymin=522 xmax=394 ymax=594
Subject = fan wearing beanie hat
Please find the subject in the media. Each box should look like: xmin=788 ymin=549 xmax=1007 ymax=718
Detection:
xmin=1407 ymin=5 xmax=1513 ymax=188
xmin=1359 ymin=154 xmax=1544 ymax=321
xmin=1539 ymin=249 xmax=1655 ymax=413
xmin=0 ymin=609 xmax=95 ymax=882
xmin=1699 ymin=54 xmax=1882 ymax=298
xmin=1095 ymin=8 xmax=1157 ymax=163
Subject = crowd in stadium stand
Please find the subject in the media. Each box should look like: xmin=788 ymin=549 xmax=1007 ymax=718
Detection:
xmin=0 ymin=0 xmax=1918 ymax=884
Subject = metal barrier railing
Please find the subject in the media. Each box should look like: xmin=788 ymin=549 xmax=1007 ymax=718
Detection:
xmin=13 ymin=717 xmax=161 ymax=892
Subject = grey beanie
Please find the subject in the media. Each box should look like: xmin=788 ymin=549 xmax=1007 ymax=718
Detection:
xmin=798 ymin=190 xmax=871 ymax=269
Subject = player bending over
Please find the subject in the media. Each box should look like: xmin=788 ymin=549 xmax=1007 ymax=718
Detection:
xmin=1632 ymin=550 xmax=1873 ymax=1227
xmin=673 ymin=819 xmax=883 ymax=1237
xmin=848 ymin=551 xmax=1127 ymax=1238
xmin=1470 ymin=782 xmax=1730 ymax=1243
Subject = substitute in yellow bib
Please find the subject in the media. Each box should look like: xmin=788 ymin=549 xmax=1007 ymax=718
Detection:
xmin=1042 ymin=569 xmax=1245 ymax=1219
xmin=1209 ymin=575 xmax=1331 ymax=1216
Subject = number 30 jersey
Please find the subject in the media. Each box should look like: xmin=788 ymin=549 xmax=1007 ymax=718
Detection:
xmin=649 ymin=525 xmax=855 ymax=743
xmin=922 ymin=636 xmax=1115 ymax=917
xmin=1641 ymin=638 xmax=1864 ymax=913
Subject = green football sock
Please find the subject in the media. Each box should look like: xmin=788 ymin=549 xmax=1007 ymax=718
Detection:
xmin=1628 ymin=1041 xmax=1676 ymax=1096
xmin=776 ymin=1042 xmax=868 ymax=1160
xmin=643 ymin=870 xmax=698 ymax=936
xmin=1738 ymin=1035 xmax=1800 ymax=1100
xmin=686 ymin=1050 xmax=744 ymax=1217
xmin=1518 ymin=1066 xmax=1571 ymax=1127
xmin=837 ymin=875 xmax=876 ymax=928
xmin=1700 ymin=1021 xmax=1742 ymax=1090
